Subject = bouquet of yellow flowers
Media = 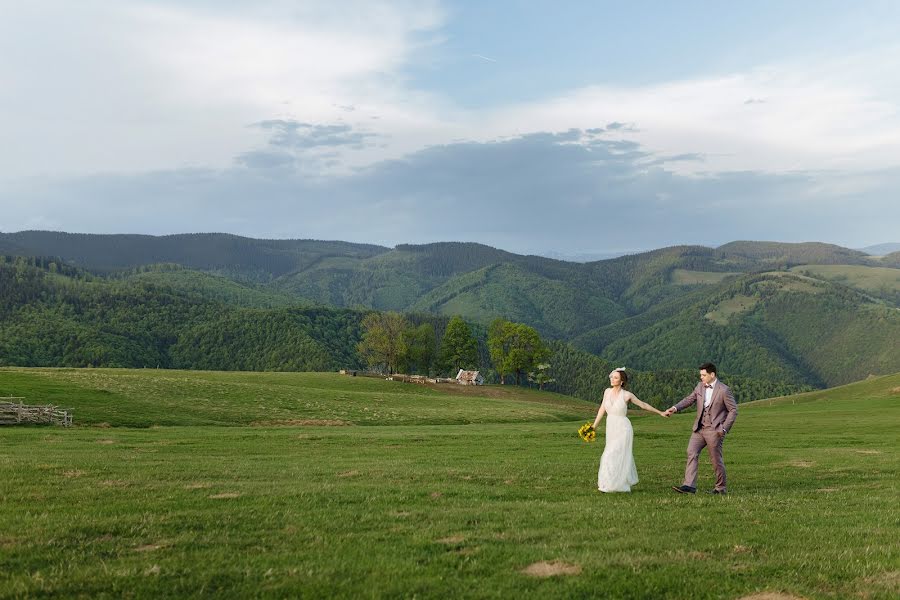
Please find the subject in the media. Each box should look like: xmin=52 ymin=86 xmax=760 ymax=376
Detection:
xmin=578 ymin=422 xmax=596 ymax=443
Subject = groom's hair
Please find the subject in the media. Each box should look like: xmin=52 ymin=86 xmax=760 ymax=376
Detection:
xmin=699 ymin=362 xmax=717 ymax=374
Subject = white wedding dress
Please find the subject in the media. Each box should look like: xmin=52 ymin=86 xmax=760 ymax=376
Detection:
xmin=598 ymin=388 xmax=639 ymax=492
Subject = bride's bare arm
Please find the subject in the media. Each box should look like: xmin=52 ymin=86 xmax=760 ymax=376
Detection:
xmin=591 ymin=404 xmax=606 ymax=429
xmin=627 ymin=392 xmax=665 ymax=416
xmin=591 ymin=389 xmax=608 ymax=428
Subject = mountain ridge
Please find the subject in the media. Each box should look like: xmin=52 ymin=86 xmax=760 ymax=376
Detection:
xmin=3 ymin=231 xmax=898 ymax=389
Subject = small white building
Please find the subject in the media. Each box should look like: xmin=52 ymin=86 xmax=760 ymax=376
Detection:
xmin=456 ymin=369 xmax=484 ymax=386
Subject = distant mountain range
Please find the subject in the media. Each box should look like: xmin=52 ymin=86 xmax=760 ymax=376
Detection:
xmin=857 ymin=242 xmax=900 ymax=255
xmin=536 ymin=250 xmax=633 ymax=262
xmin=2 ymin=231 xmax=899 ymax=389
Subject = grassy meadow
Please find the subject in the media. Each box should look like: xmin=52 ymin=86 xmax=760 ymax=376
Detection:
xmin=790 ymin=265 xmax=900 ymax=294
xmin=1 ymin=369 xmax=898 ymax=599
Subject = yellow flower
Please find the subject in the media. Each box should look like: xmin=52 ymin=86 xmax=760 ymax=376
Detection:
xmin=578 ymin=422 xmax=596 ymax=443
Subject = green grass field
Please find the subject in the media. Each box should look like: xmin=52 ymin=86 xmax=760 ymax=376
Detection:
xmin=791 ymin=265 xmax=900 ymax=295
xmin=1 ymin=369 xmax=898 ymax=599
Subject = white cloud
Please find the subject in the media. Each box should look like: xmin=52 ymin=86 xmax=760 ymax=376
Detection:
xmin=0 ymin=0 xmax=446 ymax=177
xmin=1 ymin=1 xmax=898 ymax=254
xmin=3 ymin=131 xmax=897 ymax=253
xmin=3 ymin=2 xmax=897 ymax=182
xmin=474 ymin=51 xmax=900 ymax=175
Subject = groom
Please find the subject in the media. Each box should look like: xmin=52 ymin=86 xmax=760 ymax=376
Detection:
xmin=663 ymin=363 xmax=737 ymax=495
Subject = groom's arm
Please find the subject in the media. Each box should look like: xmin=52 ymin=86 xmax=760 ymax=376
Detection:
xmin=722 ymin=386 xmax=737 ymax=433
xmin=671 ymin=386 xmax=701 ymax=413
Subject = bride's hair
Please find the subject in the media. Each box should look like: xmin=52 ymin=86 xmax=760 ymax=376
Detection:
xmin=616 ymin=369 xmax=629 ymax=387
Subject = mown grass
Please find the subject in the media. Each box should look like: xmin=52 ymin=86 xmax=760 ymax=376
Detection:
xmin=0 ymin=369 xmax=591 ymax=427
xmin=1 ymin=370 xmax=898 ymax=599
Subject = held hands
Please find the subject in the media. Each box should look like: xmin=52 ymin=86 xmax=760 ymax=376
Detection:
xmin=662 ymin=407 xmax=676 ymax=417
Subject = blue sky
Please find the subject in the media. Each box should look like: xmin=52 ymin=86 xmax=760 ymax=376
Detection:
xmin=1 ymin=0 xmax=898 ymax=255
xmin=408 ymin=1 xmax=900 ymax=107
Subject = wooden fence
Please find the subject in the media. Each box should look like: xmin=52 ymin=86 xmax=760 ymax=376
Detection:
xmin=0 ymin=398 xmax=73 ymax=426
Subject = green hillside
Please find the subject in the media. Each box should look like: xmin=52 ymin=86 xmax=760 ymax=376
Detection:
xmin=118 ymin=264 xmax=305 ymax=308
xmin=598 ymin=272 xmax=900 ymax=387
xmin=0 ymin=231 xmax=389 ymax=279
xmin=0 ymin=258 xmax=808 ymax=405
xmin=877 ymin=250 xmax=900 ymax=267
xmin=4 ymin=234 xmax=899 ymax=398
xmin=0 ymin=257 xmax=367 ymax=372
xmin=713 ymin=240 xmax=872 ymax=266
xmin=5 ymin=232 xmax=885 ymax=334
xmin=409 ymin=263 xmax=626 ymax=337
xmin=0 ymin=368 xmax=592 ymax=427
xmin=791 ymin=264 xmax=900 ymax=304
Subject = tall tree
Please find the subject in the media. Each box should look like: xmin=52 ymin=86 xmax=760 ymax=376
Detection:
xmin=488 ymin=318 xmax=514 ymax=384
xmin=438 ymin=316 xmax=479 ymax=376
xmin=488 ymin=319 xmax=550 ymax=385
xmin=403 ymin=322 xmax=436 ymax=375
xmin=357 ymin=312 xmax=408 ymax=374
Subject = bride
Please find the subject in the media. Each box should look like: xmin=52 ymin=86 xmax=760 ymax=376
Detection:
xmin=591 ymin=368 xmax=666 ymax=492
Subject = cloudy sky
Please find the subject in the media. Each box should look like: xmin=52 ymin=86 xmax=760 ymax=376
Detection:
xmin=2 ymin=1 xmax=899 ymax=255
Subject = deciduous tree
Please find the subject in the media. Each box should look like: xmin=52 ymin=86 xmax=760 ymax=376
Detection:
xmin=438 ymin=316 xmax=478 ymax=375
xmin=357 ymin=312 xmax=408 ymax=374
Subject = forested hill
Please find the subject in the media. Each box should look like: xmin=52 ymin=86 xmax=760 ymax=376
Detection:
xmin=0 ymin=231 xmax=389 ymax=280
xmin=3 ymin=232 xmax=888 ymax=328
xmin=0 ymin=257 xmax=366 ymax=372
xmin=588 ymin=271 xmax=900 ymax=387
xmin=0 ymin=257 xmax=812 ymax=405
xmin=3 ymin=232 xmax=899 ymax=389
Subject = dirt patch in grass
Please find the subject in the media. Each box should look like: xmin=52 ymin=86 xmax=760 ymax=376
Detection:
xmin=184 ymin=482 xmax=212 ymax=489
xmin=430 ymin=491 xmax=443 ymax=499
xmin=667 ymin=550 xmax=709 ymax=560
xmin=521 ymin=561 xmax=582 ymax=577
xmin=861 ymin=570 xmax=900 ymax=594
xmin=0 ymin=536 xmax=19 ymax=549
xmin=251 ymin=419 xmax=351 ymax=426
xmin=852 ymin=449 xmax=881 ymax=455
xmin=786 ymin=460 xmax=816 ymax=468
xmin=733 ymin=545 xmax=752 ymax=554
xmin=96 ymin=439 xmax=116 ymax=445
xmin=100 ymin=480 xmax=130 ymax=488
xmin=208 ymin=492 xmax=241 ymax=499
xmin=134 ymin=542 xmax=169 ymax=553
xmin=889 ymin=386 xmax=900 ymax=394
xmin=736 ymin=594 xmax=807 ymax=600
xmin=816 ymin=487 xmax=841 ymax=493
xmin=63 ymin=469 xmax=86 ymax=478
xmin=337 ymin=470 xmax=359 ymax=478
xmin=436 ymin=535 xmax=465 ymax=544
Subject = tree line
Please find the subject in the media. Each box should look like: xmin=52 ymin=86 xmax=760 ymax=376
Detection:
xmin=356 ymin=313 xmax=553 ymax=387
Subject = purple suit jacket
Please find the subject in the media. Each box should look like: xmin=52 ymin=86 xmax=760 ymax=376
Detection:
xmin=674 ymin=380 xmax=738 ymax=433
